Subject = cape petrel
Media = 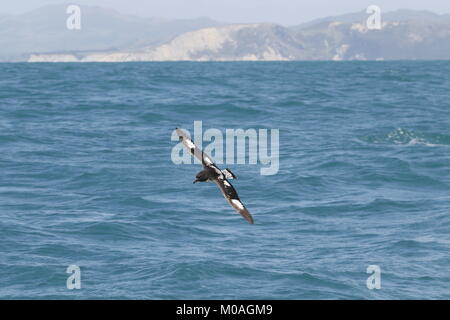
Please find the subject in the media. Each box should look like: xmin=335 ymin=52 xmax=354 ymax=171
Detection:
xmin=176 ymin=128 xmax=254 ymax=224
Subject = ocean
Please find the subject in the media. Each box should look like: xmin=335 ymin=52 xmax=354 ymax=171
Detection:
xmin=0 ymin=61 xmax=449 ymax=299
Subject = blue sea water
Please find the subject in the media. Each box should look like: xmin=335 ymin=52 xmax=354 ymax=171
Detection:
xmin=0 ymin=61 xmax=449 ymax=300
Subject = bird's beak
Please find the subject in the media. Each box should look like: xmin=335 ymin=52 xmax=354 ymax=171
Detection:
xmin=193 ymin=180 xmax=199 ymax=184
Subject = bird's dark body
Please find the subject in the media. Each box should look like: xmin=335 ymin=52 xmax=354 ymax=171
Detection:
xmin=195 ymin=167 xmax=240 ymax=201
xmin=194 ymin=167 xmax=219 ymax=183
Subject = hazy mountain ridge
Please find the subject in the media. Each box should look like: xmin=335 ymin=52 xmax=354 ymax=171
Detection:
xmin=3 ymin=5 xmax=450 ymax=62
xmin=293 ymin=19 xmax=450 ymax=60
xmin=292 ymin=9 xmax=450 ymax=31
xmin=0 ymin=4 xmax=223 ymax=61
xmin=65 ymin=24 xmax=305 ymax=62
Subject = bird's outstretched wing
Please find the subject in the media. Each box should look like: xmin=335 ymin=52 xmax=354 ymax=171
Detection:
xmin=176 ymin=127 xmax=254 ymax=224
xmin=176 ymin=128 xmax=215 ymax=167
xmin=214 ymin=177 xmax=254 ymax=224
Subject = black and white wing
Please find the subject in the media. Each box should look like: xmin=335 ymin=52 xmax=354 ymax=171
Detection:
xmin=214 ymin=177 xmax=254 ymax=224
xmin=176 ymin=128 xmax=215 ymax=167
xmin=176 ymin=127 xmax=254 ymax=224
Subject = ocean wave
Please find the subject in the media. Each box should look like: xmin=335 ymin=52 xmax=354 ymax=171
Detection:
xmin=361 ymin=128 xmax=450 ymax=147
xmin=2 ymin=62 xmax=450 ymax=299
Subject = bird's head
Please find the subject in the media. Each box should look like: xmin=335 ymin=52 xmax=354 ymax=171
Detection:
xmin=193 ymin=170 xmax=208 ymax=184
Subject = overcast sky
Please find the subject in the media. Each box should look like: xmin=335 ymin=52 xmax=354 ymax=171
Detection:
xmin=1 ymin=0 xmax=449 ymax=24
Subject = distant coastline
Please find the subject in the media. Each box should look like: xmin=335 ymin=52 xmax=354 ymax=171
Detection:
xmin=1 ymin=5 xmax=450 ymax=62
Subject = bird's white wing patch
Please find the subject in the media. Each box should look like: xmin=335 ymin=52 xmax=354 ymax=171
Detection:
xmin=184 ymin=139 xmax=196 ymax=149
xmin=222 ymin=168 xmax=236 ymax=180
xmin=231 ymin=199 xmax=245 ymax=211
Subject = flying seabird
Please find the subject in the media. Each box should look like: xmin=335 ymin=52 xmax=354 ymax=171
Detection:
xmin=176 ymin=128 xmax=254 ymax=224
